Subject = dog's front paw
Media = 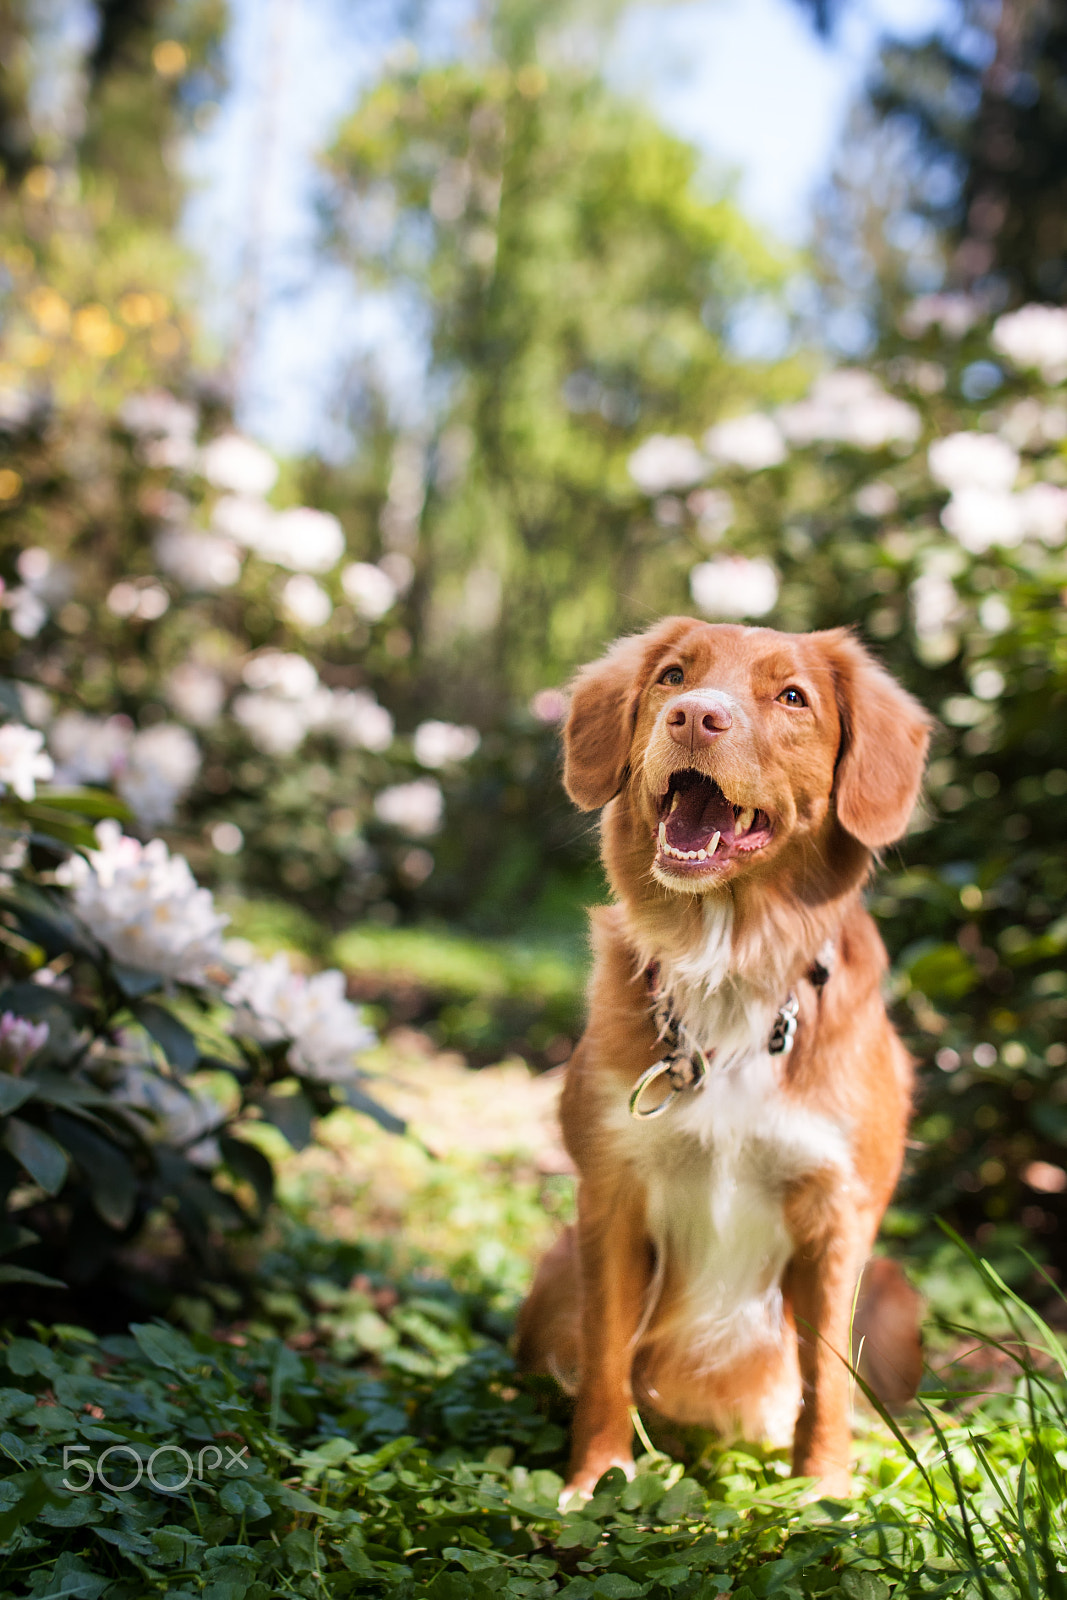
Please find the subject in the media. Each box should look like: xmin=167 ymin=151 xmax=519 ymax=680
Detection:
xmin=559 ymin=1457 xmax=635 ymax=1510
xmin=794 ymin=1466 xmax=854 ymax=1503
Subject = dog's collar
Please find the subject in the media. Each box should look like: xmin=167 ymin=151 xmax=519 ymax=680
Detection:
xmin=628 ymin=939 xmax=836 ymax=1121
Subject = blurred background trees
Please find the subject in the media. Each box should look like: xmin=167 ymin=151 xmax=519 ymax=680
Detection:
xmin=0 ymin=0 xmax=1066 ymax=1296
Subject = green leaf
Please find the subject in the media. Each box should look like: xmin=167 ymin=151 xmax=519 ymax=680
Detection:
xmin=657 ymin=1476 xmax=705 ymax=1521
xmin=0 ymin=1074 xmax=35 ymax=1115
xmin=840 ymin=1576 xmax=891 ymax=1600
xmin=0 ymin=1265 xmax=66 ymax=1287
xmin=22 ymin=1074 xmax=110 ymax=1111
xmin=256 ymin=1086 xmax=314 ymax=1150
xmin=219 ymin=1478 xmax=272 ymax=1521
xmin=135 ymin=1001 xmax=200 ymax=1071
xmin=24 ymin=815 xmax=101 ymax=853
xmin=0 ymin=982 xmax=92 ymax=1028
xmin=0 ymin=679 xmax=25 ymax=720
xmin=590 ymin=1578 xmax=645 ymax=1598
xmin=130 ymin=1320 xmax=202 ymax=1375
xmin=0 ymin=888 xmax=98 ymax=962
xmin=0 ymin=1220 xmax=37 ymax=1255
xmin=556 ymin=1518 xmax=601 ymax=1548
xmin=219 ymin=1134 xmax=274 ymax=1214
xmin=52 ymin=1114 xmax=137 ymax=1230
xmin=33 ymin=787 xmax=130 ymax=820
xmin=0 ymin=1468 xmax=60 ymax=1545
xmin=3 ymin=1117 xmax=69 ymax=1194
xmin=281 ymin=1528 xmax=320 ymax=1573
xmin=112 ymin=963 xmax=163 ymax=998
xmin=902 ymin=942 xmax=977 ymax=1002
xmin=341 ymin=1082 xmax=406 ymax=1135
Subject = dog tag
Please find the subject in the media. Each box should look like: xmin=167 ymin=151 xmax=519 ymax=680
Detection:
xmin=629 ymin=1046 xmax=708 ymax=1120
xmin=768 ymin=992 xmax=799 ymax=1055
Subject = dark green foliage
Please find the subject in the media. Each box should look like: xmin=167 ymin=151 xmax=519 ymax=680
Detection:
xmin=0 ymin=782 xmax=394 ymax=1296
xmin=0 ymin=1225 xmax=1065 ymax=1596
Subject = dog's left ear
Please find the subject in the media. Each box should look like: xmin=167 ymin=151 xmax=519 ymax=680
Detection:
xmin=825 ymin=631 xmax=934 ymax=850
xmin=563 ymin=618 xmax=693 ymax=811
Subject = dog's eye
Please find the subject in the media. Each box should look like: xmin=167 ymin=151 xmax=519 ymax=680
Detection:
xmin=660 ymin=667 xmax=684 ymax=687
xmin=778 ymin=687 xmax=807 ymax=707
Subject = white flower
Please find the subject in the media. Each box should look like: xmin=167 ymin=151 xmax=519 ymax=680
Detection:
xmin=778 ymin=371 xmax=920 ymax=450
xmin=49 ymin=712 xmax=131 ymax=786
xmin=200 ymin=433 xmax=278 ymax=496
xmin=5 ymin=588 xmax=47 ymax=638
xmin=214 ymin=498 xmax=344 ymax=573
xmin=0 ymin=386 xmax=33 ymax=431
xmin=940 ymin=489 xmax=1026 ymax=553
xmin=117 ymin=724 xmax=201 ymax=829
xmin=17 ymin=685 xmax=52 ymax=728
xmin=854 ymin=481 xmax=898 ymax=517
xmin=341 ymin=561 xmax=398 ymax=620
xmin=226 ymin=953 xmax=375 ymax=1084
xmin=165 ymin=662 xmax=227 ymax=727
xmin=211 ymin=493 xmax=276 ymax=546
xmin=265 ymin=508 xmax=345 ymax=573
xmin=282 ymin=574 xmax=333 ymax=629
xmin=232 ymin=694 xmax=310 ymax=756
xmin=17 ymin=547 xmax=72 ymax=604
xmin=61 ymin=821 xmax=228 ymax=983
xmin=0 ymin=724 xmax=53 ymax=801
xmin=971 ymin=665 xmax=1005 ymax=701
xmin=910 ymin=572 xmax=961 ymax=639
xmin=233 ymin=653 xmax=330 ymax=754
xmin=899 ymin=294 xmax=982 ymax=340
xmin=703 ymin=414 xmax=786 ymax=472
xmin=1018 ymin=481 xmax=1067 ymax=545
xmin=686 ymin=488 xmax=734 ymax=542
xmin=322 ymin=690 xmax=394 ymax=752
xmin=978 ymin=595 xmax=1011 ymax=633
xmin=120 ymin=392 xmax=199 ymax=470
xmin=627 ymin=435 xmax=707 ymax=494
xmin=154 ymin=528 xmax=242 ymax=590
xmin=2 ymin=547 xmax=67 ymax=637
xmin=998 ymin=397 xmax=1067 ymax=450
xmin=689 ymin=556 xmax=778 ymax=619
xmin=928 ymin=432 xmax=1019 ymax=493
xmin=242 ymin=651 xmax=319 ymax=699
xmin=374 ymin=779 xmax=444 ymax=837
xmin=413 ymin=720 xmax=480 ymax=767
xmin=210 ymin=821 xmax=243 ymax=855
xmin=121 ymin=391 xmax=198 ymax=442
xmin=991 ymin=304 xmax=1067 ymax=383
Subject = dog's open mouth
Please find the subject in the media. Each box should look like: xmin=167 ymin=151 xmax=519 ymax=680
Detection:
xmin=654 ymin=769 xmax=772 ymax=873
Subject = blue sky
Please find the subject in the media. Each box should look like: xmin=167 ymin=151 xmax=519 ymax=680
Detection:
xmin=184 ymin=0 xmax=949 ymax=455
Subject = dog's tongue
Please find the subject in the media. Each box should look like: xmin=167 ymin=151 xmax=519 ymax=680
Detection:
xmin=664 ymin=773 xmax=734 ymax=853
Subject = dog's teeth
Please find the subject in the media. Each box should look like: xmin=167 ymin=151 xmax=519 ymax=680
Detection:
xmin=658 ymin=821 xmax=667 ymax=851
xmin=708 ymin=830 xmax=720 ymax=856
xmin=696 ymin=849 xmax=707 ymax=861
xmin=669 ymin=792 xmax=681 ymax=814
xmin=736 ymin=808 xmax=754 ymax=835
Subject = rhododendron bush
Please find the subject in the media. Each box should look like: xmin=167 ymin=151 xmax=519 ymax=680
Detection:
xmin=0 ymin=763 xmax=390 ymax=1293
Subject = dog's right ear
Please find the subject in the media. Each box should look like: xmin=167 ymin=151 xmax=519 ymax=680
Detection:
xmin=563 ymin=619 xmax=692 ymax=811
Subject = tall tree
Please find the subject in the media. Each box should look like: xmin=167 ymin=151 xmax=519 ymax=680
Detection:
xmin=799 ymin=0 xmax=1067 ymax=307
xmin=324 ymin=40 xmax=794 ymax=715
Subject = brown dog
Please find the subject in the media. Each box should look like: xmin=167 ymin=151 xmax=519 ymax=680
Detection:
xmin=516 ymin=618 xmax=931 ymax=1499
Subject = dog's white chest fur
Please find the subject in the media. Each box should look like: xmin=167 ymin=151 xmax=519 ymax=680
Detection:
xmin=614 ymin=900 xmax=850 ymax=1373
